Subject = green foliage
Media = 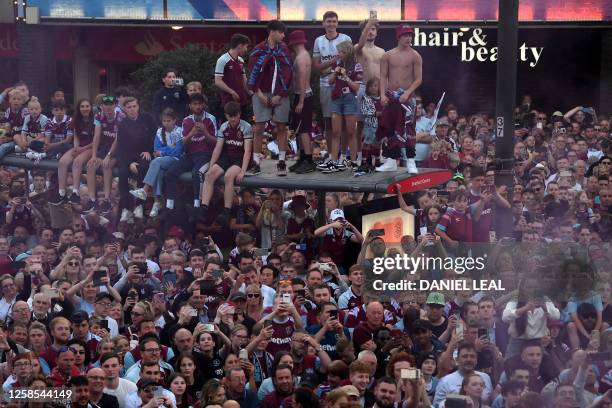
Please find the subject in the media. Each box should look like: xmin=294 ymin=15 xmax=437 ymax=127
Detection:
xmin=131 ymin=44 xmax=222 ymax=113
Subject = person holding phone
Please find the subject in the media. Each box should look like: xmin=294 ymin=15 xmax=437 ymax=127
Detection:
xmin=314 ymin=209 xmax=363 ymax=273
xmin=307 ymin=303 xmax=348 ymax=360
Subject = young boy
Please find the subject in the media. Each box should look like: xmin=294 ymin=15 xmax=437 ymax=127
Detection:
xmin=43 ymin=101 xmax=73 ymax=160
xmin=85 ymin=95 xmax=124 ymax=214
xmin=199 ymin=101 xmax=252 ymax=226
xmin=0 ymin=89 xmax=28 ymax=160
xmin=435 ymin=190 xmax=472 ymax=249
xmin=165 ymin=93 xmax=217 ymax=211
xmin=17 ymin=98 xmax=50 ymax=161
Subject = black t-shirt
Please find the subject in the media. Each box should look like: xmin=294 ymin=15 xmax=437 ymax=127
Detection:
xmin=430 ymin=318 xmax=448 ymax=339
xmin=97 ymin=393 xmax=119 ymax=408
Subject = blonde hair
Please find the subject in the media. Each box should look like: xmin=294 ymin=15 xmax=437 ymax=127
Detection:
xmin=186 ymin=81 xmax=202 ymax=91
xmin=27 ymin=96 xmax=41 ymax=110
xmin=8 ymin=88 xmax=24 ymax=102
xmin=336 ymin=40 xmax=356 ymax=70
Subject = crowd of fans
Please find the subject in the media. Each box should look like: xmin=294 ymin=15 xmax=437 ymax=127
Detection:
xmin=0 ymin=9 xmax=611 ymax=408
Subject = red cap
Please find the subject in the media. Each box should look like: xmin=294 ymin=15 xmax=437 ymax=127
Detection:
xmin=288 ymin=30 xmax=308 ymax=47
xmin=167 ymin=225 xmax=185 ymax=239
xmin=396 ymin=24 xmax=415 ymax=40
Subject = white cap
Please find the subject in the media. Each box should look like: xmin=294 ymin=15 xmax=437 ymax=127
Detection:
xmin=330 ymin=209 xmax=345 ymax=221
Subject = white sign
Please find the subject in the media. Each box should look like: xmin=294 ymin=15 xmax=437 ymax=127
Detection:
xmin=413 ymin=27 xmax=544 ymax=68
xmin=496 ymin=117 xmax=504 ymax=139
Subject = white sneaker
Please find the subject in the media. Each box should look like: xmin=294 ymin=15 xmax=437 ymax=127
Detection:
xmin=25 ymin=151 xmax=38 ymax=160
xmin=120 ymin=209 xmax=133 ymax=223
xmin=133 ymin=205 xmax=144 ymax=219
xmin=149 ymin=202 xmax=161 ymax=218
xmin=406 ymin=158 xmax=418 ymax=174
xmin=375 ymin=157 xmax=398 ymax=172
xmin=129 ymin=188 xmax=148 ymax=201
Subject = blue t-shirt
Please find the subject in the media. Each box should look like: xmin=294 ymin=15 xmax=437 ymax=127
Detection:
xmin=566 ymin=291 xmax=603 ymax=314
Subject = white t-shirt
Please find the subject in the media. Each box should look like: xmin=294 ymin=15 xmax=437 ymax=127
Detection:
xmin=313 ymin=33 xmax=352 ymax=87
xmin=104 ymin=378 xmax=138 ymax=408
xmin=124 ymin=388 xmax=176 ymax=408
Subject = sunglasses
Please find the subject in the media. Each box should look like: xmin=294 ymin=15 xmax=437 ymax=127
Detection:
xmin=68 ymin=261 xmax=80 ymax=267
xmin=247 ymin=293 xmax=261 ymax=298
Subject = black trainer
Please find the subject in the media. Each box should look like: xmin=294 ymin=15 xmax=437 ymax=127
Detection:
xmin=289 ymin=159 xmax=304 ymax=172
xmin=321 ymin=161 xmax=341 ymax=174
xmin=98 ymin=199 xmax=112 ymax=214
xmin=277 ymin=160 xmax=287 ymax=177
xmin=82 ymin=200 xmax=96 ymax=214
xmin=246 ymin=162 xmax=261 ymax=176
xmin=69 ymin=192 xmax=80 ymax=204
xmin=294 ymin=160 xmax=316 ymax=174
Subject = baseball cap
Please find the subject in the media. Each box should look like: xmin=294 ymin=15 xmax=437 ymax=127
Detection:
xmin=330 ymin=209 xmax=345 ymax=221
xmin=137 ymin=379 xmax=161 ymax=389
xmin=396 ymin=24 xmax=415 ymax=40
xmin=552 ymin=111 xmax=564 ymax=117
xmin=230 ymin=292 xmax=246 ymax=301
xmin=426 ymin=292 xmax=445 ymax=306
xmin=167 ymin=225 xmax=185 ymax=239
xmin=71 ymin=310 xmax=90 ymax=324
xmin=412 ymin=319 xmax=433 ymax=332
xmin=340 ymin=385 xmax=360 ymax=397
xmin=436 ymin=117 xmax=450 ymax=127
xmin=102 ymin=95 xmax=117 ymax=104
xmin=112 ymin=232 xmax=125 ymax=241
xmin=14 ymin=253 xmax=30 ymax=262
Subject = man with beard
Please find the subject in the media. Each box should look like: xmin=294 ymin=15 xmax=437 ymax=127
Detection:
xmin=433 ymin=341 xmax=493 ymax=406
xmin=70 ymin=375 xmax=97 ymax=408
xmin=261 ymin=364 xmax=294 ymax=408
xmin=369 ymin=377 xmax=398 ymax=408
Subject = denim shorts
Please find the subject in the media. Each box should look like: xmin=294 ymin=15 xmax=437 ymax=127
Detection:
xmin=330 ymin=93 xmax=359 ymax=116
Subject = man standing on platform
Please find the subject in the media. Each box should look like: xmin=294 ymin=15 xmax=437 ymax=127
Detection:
xmin=312 ymin=11 xmax=351 ymax=168
xmin=247 ymin=20 xmax=293 ymax=177
xmin=287 ymin=30 xmax=317 ymax=174
xmin=377 ymin=24 xmax=422 ymax=174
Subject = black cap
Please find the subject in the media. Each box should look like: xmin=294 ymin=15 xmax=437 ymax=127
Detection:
xmin=137 ymin=378 xmax=160 ymax=389
xmin=412 ymin=319 xmax=433 ymax=332
xmin=71 ymin=310 xmax=90 ymax=324
xmin=417 ymin=352 xmax=438 ymax=368
xmin=95 ymin=292 xmax=113 ymax=303
xmin=298 ymin=372 xmax=319 ymax=389
xmin=230 ymin=292 xmax=246 ymax=301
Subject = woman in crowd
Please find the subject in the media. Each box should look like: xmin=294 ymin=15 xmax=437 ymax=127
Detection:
xmin=459 ymin=372 xmax=490 ymax=408
xmin=166 ymin=372 xmax=195 ymax=408
xmin=56 ymin=98 xmax=95 ymax=204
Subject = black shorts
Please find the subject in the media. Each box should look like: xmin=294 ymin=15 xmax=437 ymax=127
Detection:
xmin=291 ymin=94 xmax=313 ymax=134
xmin=216 ymin=155 xmax=244 ymax=171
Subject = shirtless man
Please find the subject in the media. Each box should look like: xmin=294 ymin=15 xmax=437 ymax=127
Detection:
xmin=288 ymin=30 xmax=316 ymax=174
xmin=355 ymin=18 xmax=385 ymax=168
xmin=355 ymin=18 xmax=385 ymax=82
xmin=377 ymin=24 xmax=422 ymax=174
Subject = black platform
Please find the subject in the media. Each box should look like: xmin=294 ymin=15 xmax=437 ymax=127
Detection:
xmin=0 ymin=154 xmax=449 ymax=194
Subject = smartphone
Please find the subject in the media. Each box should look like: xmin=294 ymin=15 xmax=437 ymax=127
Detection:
xmin=536 ymin=122 xmax=543 ymax=129
xmin=296 ymin=289 xmax=306 ymax=298
xmin=400 ymin=368 xmax=421 ymax=380
xmin=445 ymin=396 xmax=468 ymax=408
xmin=264 ymin=320 xmax=273 ymax=329
xmin=239 ymin=349 xmax=249 ymax=360
xmin=153 ymin=292 xmax=166 ymax=303
xmin=93 ymin=270 xmax=106 ymax=287
xmin=188 ymin=308 xmax=198 ymax=317
xmin=369 ymin=10 xmax=377 ymax=19
xmin=202 ymin=323 xmax=215 ymax=333
xmin=328 ymin=309 xmax=338 ymax=319
xmin=253 ymin=248 xmax=270 ymax=257
xmin=369 ymin=229 xmax=385 ymax=237
xmin=43 ymin=288 xmax=59 ymax=299
xmin=437 ymin=190 xmax=450 ymax=198
xmin=173 ymin=78 xmax=184 ymax=86
xmin=211 ymin=269 xmax=224 ymax=279
xmin=589 ymin=351 xmax=611 ymax=361
xmin=282 ymin=293 xmax=291 ymax=304
xmin=153 ymin=386 xmax=165 ymax=398
xmin=455 ymin=322 xmax=464 ymax=337
xmin=136 ymin=262 xmax=147 ymax=275
xmin=295 ymin=243 xmax=307 ymax=251
xmin=127 ymin=290 xmax=138 ymax=300
xmin=478 ymin=328 xmax=488 ymax=339
xmin=319 ymin=263 xmax=331 ymax=272
xmin=99 ymin=319 xmax=109 ymax=331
